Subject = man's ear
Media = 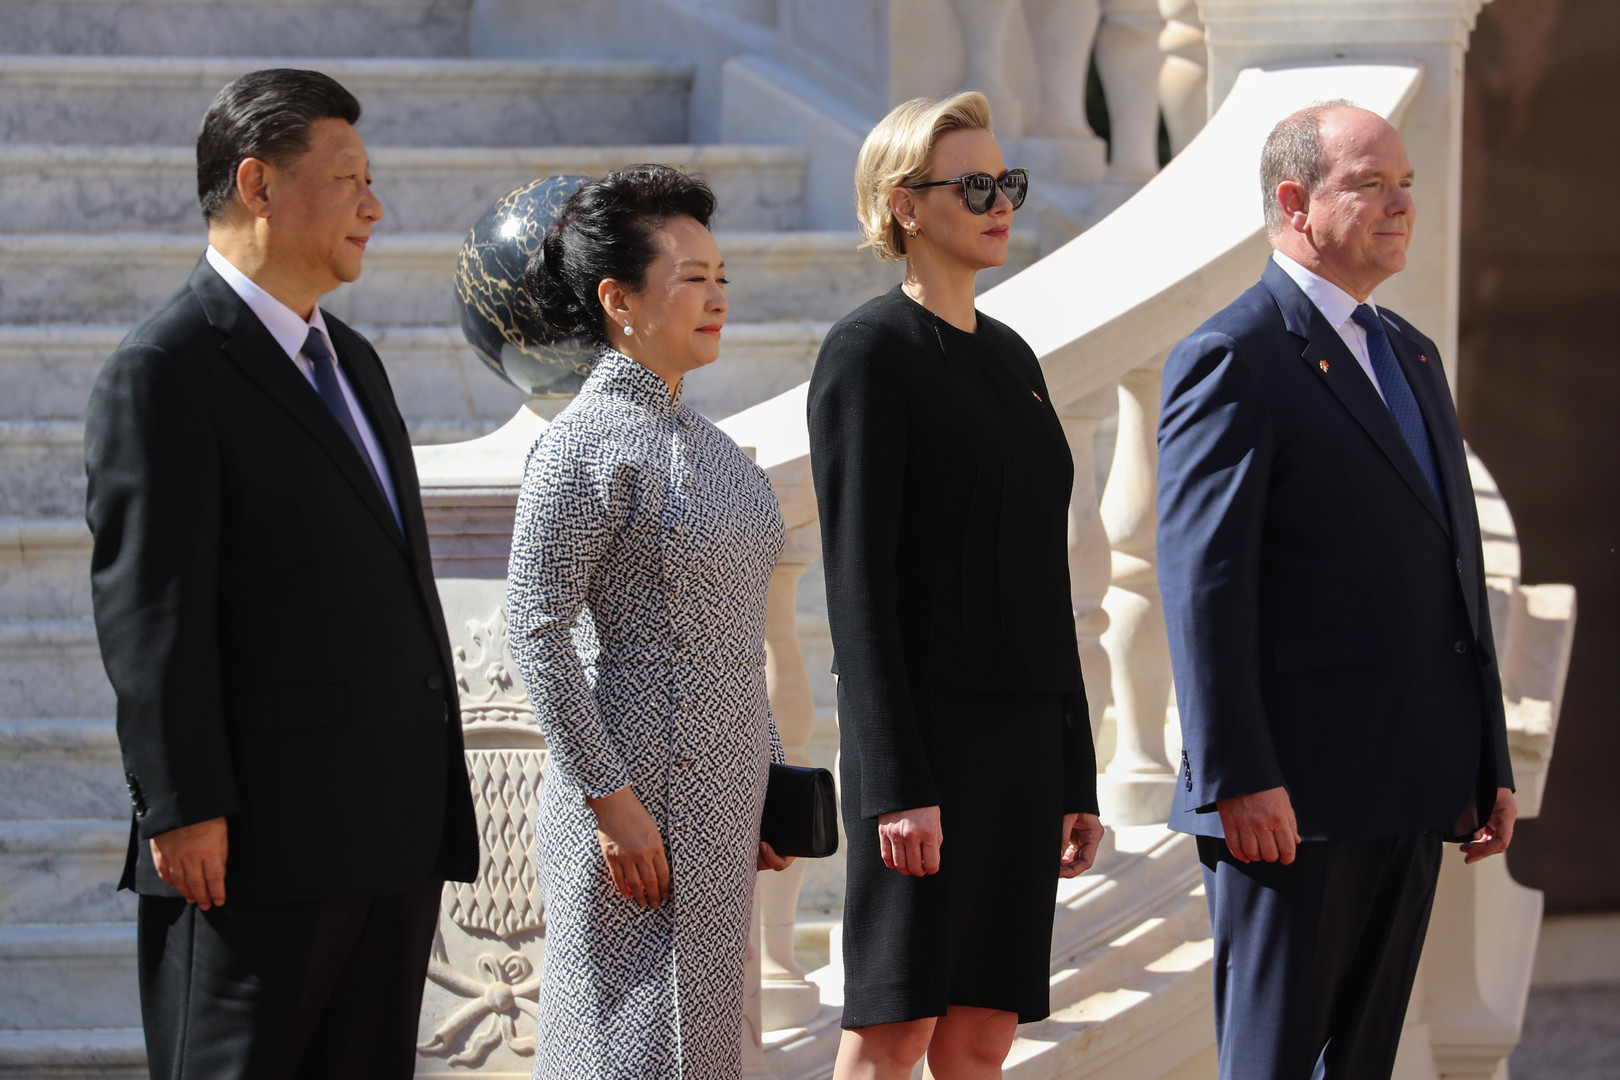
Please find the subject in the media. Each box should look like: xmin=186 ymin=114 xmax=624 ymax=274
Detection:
xmin=235 ymin=157 xmax=274 ymax=219
xmin=1276 ymin=180 xmax=1310 ymax=232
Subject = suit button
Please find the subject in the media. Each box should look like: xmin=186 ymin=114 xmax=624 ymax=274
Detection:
xmin=427 ymin=674 xmax=445 ymax=691
xmin=1456 ymin=558 xmax=1463 ymax=573
xmin=1454 ymin=641 xmax=1467 ymax=654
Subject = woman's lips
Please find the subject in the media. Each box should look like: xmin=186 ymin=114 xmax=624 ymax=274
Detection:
xmin=697 ymin=325 xmax=722 ymax=337
xmin=983 ymin=226 xmax=1010 ymax=239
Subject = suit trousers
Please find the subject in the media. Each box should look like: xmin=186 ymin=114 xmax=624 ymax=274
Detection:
xmin=1198 ymin=833 xmax=1443 ymax=1080
xmin=137 ymin=876 xmax=443 ymax=1080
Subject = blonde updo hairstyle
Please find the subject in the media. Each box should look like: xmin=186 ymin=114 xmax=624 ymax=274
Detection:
xmin=854 ymin=91 xmax=994 ymax=263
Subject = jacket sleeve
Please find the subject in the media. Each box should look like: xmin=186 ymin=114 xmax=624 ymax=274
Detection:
xmin=85 ymin=342 xmax=239 ymax=838
xmin=505 ymin=427 xmax=634 ymax=801
xmin=1061 ymin=691 xmax=1099 ymax=815
xmin=1156 ymin=330 xmax=1287 ymax=812
xmin=808 ymin=320 xmax=940 ymax=818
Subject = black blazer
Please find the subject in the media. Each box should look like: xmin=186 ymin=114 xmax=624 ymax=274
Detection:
xmin=1156 ymin=259 xmax=1513 ymax=842
xmin=807 ymin=286 xmax=1096 ymax=819
xmin=85 ymin=258 xmax=480 ymax=901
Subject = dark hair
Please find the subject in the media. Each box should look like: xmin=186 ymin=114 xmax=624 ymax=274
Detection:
xmin=525 ymin=165 xmax=717 ymax=347
xmin=196 ymin=68 xmax=361 ymax=223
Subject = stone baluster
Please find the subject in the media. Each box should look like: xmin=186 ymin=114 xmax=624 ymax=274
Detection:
xmin=1096 ymin=355 xmax=1177 ymax=824
xmin=755 ymin=523 xmax=824 ymax=1032
xmin=948 ymin=0 xmax=1026 ymax=138
xmin=1058 ymin=385 xmax=1121 ymax=738
xmin=1096 ymin=0 xmax=1167 ymax=182
xmin=1157 ymin=0 xmax=1207 ymax=155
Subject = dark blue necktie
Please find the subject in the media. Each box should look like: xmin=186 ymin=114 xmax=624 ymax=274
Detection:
xmin=1350 ymin=305 xmax=1447 ymax=515
xmin=302 ymin=328 xmax=400 ymax=531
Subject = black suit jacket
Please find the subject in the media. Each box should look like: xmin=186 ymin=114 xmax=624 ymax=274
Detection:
xmin=808 ymin=286 xmax=1096 ymax=820
xmin=85 ymin=258 xmax=480 ymax=901
xmin=1156 ymin=259 xmax=1513 ymax=842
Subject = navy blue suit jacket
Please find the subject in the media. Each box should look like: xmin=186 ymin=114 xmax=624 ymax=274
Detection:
xmin=1156 ymin=259 xmax=1513 ymax=841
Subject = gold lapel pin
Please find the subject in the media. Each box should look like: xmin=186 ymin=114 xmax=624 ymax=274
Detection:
xmin=1031 ymin=390 xmax=1042 ymax=402
xmin=1319 ymin=360 xmax=1330 ymax=372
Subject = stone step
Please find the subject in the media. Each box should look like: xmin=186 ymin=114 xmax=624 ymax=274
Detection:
xmin=0 ymin=324 xmax=525 ymax=423
xmin=0 ymin=230 xmax=1035 ymax=326
xmin=0 ymin=55 xmax=691 ymax=146
xmin=0 ymin=1027 xmax=145 ymax=1078
xmin=0 ymin=821 xmax=133 ymax=924
xmin=0 ymin=720 xmax=126 ymax=822
xmin=0 ymin=519 xmax=92 ymax=621
xmin=0 ymin=143 xmax=809 ymax=234
xmin=0 ymin=923 xmax=139 ymax=1031
xmin=0 ymin=619 xmax=113 ymax=720
xmin=4 ymin=0 xmax=470 ymax=59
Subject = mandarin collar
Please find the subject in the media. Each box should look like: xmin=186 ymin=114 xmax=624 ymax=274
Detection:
xmin=584 ymin=345 xmax=684 ymax=412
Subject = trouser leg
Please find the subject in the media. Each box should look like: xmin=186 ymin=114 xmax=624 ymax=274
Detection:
xmin=1198 ymin=834 xmax=1443 ymax=1080
xmin=136 ymin=878 xmax=443 ymax=1080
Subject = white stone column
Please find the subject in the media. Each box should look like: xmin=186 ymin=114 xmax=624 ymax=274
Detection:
xmin=949 ymin=0 xmax=1026 ymax=138
xmin=755 ymin=523 xmax=823 ymax=1032
xmin=1199 ymin=0 xmax=1492 ymax=388
xmin=1058 ymin=385 xmax=1120 ymax=738
xmin=1097 ymin=0 xmax=1167 ymax=182
xmin=1157 ymin=0 xmax=1207 ymax=155
xmin=1096 ymin=356 xmax=1176 ymax=824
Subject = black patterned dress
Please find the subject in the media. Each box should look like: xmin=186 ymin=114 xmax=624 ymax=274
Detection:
xmin=506 ymin=347 xmax=786 ymax=1079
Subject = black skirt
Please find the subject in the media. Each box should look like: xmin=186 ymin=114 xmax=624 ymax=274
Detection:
xmin=838 ymin=682 xmax=1067 ymax=1028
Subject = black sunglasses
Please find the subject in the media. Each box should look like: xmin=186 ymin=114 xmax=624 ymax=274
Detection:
xmin=905 ymin=168 xmax=1029 ymax=214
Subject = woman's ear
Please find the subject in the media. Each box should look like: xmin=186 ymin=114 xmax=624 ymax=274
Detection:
xmin=597 ymin=277 xmax=631 ymax=333
xmin=889 ymin=185 xmax=919 ymax=233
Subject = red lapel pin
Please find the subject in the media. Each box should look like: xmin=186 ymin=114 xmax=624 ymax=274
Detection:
xmin=1031 ymin=390 xmax=1042 ymax=402
xmin=1319 ymin=360 xmax=1330 ymax=372
xmin=1418 ymin=354 xmax=1428 ymax=363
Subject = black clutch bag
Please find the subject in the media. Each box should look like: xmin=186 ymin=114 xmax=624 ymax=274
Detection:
xmin=760 ymin=763 xmax=839 ymax=859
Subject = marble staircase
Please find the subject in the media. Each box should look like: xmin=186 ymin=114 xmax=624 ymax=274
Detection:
xmin=0 ymin=1 xmax=1043 ymax=1072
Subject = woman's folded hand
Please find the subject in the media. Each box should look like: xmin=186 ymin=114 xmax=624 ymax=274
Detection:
xmin=587 ymin=786 xmax=673 ymax=908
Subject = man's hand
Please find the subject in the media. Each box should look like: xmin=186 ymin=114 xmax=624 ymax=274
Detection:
xmin=587 ymin=786 xmax=672 ymax=909
xmin=877 ymin=805 xmax=942 ymax=876
xmin=149 ymin=817 xmax=229 ymax=909
xmin=1461 ymin=787 xmax=1517 ymax=864
xmin=1059 ymin=812 xmax=1104 ymax=878
xmin=1216 ymin=786 xmax=1302 ymax=864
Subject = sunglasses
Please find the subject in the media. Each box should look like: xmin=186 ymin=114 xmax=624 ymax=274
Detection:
xmin=905 ymin=168 xmax=1029 ymax=214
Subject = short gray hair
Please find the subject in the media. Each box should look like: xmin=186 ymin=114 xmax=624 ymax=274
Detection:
xmin=1259 ymin=100 xmax=1354 ymax=234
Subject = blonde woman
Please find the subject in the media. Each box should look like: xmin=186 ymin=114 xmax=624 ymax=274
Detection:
xmin=807 ymin=93 xmax=1105 ymax=1079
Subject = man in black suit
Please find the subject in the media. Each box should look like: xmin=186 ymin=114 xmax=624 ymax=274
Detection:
xmin=85 ymin=69 xmax=479 ymax=1079
xmin=1156 ymin=103 xmax=1517 ymax=1079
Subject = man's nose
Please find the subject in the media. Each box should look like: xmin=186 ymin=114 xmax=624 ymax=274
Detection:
xmin=362 ymin=186 xmax=385 ymax=223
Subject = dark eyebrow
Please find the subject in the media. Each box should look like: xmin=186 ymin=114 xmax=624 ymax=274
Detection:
xmin=675 ymin=259 xmax=724 ymax=271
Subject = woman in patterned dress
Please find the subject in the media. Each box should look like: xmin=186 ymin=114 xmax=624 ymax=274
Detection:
xmin=505 ymin=165 xmax=794 ymax=1080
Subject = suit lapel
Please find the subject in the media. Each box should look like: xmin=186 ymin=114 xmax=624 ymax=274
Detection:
xmin=189 ymin=260 xmax=409 ymax=554
xmin=1263 ymin=261 xmax=1450 ymax=536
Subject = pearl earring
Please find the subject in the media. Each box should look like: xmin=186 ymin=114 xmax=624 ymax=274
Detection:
xmin=905 ymin=222 xmax=918 ymax=237
xmin=622 ymin=323 xmax=633 ymax=336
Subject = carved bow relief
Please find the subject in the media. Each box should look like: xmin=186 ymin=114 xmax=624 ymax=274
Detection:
xmin=420 ymin=608 xmax=550 ymax=1068
xmin=420 ymin=949 xmax=543 ymax=1067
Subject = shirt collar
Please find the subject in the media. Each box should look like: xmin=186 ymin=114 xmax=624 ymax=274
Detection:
xmin=1270 ymin=249 xmax=1378 ymax=332
xmin=206 ymin=245 xmax=333 ymax=363
xmin=584 ymin=345 xmax=683 ymax=411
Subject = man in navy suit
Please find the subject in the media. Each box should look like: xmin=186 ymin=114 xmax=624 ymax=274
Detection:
xmin=1156 ymin=102 xmax=1517 ymax=1079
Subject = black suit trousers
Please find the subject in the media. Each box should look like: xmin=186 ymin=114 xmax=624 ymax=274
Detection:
xmin=137 ymin=877 xmax=442 ymax=1080
xmin=1198 ymin=834 xmax=1442 ymax=1080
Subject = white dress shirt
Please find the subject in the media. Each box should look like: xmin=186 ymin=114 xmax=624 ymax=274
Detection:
xmin=205 ymin=246 xmax=402 ymax=527
xmin=1270 ymin=249 xmax=1389 ymax=405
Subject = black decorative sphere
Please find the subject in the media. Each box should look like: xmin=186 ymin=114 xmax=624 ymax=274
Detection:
xmin=454 ymin=175 xmax=594 ymax=398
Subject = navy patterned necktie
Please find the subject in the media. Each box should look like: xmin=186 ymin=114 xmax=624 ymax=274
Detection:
xmin=1350 ymin=305 xmax=1448 ymax=516
xmin=302 ymin=327 xmax=400 ymax=530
